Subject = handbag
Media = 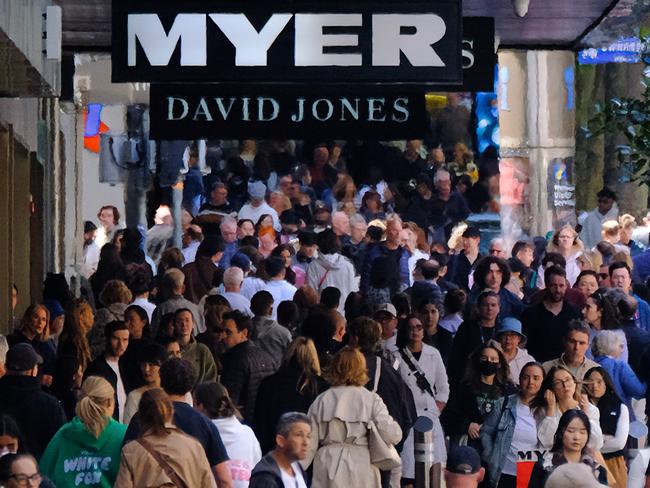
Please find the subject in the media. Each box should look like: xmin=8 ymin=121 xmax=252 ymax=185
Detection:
xmin=368 ymin=357 xmax=402 ymax=471
xmin=137 ymin=438 xmax=188 ymax=488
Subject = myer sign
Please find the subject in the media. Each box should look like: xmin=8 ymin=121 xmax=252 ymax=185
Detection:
xmin=112 ymin=0 xmax=462 ymax=84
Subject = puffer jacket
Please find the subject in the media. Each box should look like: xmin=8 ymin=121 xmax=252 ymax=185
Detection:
xmin=306 ymin=253 xmax=358 ymax=315
xmin=220 ymin=340 xmax=277 ymax=423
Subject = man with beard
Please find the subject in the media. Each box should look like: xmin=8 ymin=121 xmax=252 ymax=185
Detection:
xmin=522 ymin=265 xmax=580 ymax=362
xmin=81 ymin=221 xmax=100 ymax=279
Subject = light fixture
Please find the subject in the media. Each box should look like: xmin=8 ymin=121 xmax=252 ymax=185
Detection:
xmin=511 ymin=0 xmax=530 ymax=17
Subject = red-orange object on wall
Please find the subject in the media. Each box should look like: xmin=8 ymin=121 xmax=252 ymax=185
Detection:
xmin=83 ymin=104 xmax=109 ymax=153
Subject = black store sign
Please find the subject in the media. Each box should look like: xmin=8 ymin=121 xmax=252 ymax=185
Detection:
xmin=451 ymin=17 xmax=496 ymax=93
xmin=112 ymin=0 xmax=462 ymax=85
xmin=149 ymin=84 xmax=426 ymax=140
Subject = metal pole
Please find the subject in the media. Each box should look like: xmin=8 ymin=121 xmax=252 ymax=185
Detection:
xmin=414 ymin=416 xmax=434 ymax=488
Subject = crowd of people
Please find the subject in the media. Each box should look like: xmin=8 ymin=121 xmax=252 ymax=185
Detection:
xmin=2 ymin=139 xmax=650 ymax=487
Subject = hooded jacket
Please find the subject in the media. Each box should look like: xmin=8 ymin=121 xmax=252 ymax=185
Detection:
xmin=306 ymin=253 xmax=358 ymax=314
xmin=0 ymin=374 xmax=67 ymax=459
xmin=40 ymin=416 xmax=127 ymax=488
xmin=250 ymin=452 xmax=309 ymax=488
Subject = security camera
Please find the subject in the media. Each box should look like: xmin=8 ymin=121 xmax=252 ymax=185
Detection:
xmin=512 ymin=0 xmax=530 ymax=17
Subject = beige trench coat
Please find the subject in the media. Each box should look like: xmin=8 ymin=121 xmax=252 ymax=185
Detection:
xmin=114 ymin=426 xmax=217 ymax=488
xmin=303 ymin=385 xmax=402 ymax=488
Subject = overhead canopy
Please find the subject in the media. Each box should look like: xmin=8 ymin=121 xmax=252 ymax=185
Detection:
xmin=56 ymin=0 xmax=624 ymax=50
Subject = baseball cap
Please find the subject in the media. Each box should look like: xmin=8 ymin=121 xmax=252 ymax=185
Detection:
xmin=43 ymin=299 xmax=64 ymax=320
xmin=462 ymin=226 xmax=481 ymax=239
xmin=5 ymin=343 xmax=43 ymax=372
xmin=230 ymin=252 xmax=251 ymax=272
xmin=248 ymin=181 xmax=266 ymax=200
xmin=374 ymin=303 xmax=397 ymax=317
xmin=446 ymin=446 xmax=481 ymax=475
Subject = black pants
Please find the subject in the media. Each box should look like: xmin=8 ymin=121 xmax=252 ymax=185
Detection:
xmin=498 ymin=474 xmax=517 ymax=488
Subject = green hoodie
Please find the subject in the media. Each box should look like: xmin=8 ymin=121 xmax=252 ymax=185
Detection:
xmin=40 ymin=417 xmax=127 ymax=487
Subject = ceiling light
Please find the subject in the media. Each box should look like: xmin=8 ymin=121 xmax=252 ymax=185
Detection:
xmin=512 ymin=0 xmax=530 ymax=17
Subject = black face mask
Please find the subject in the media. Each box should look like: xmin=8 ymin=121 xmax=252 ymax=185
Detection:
xmin=479 ymin=360 xmax=499 ymax=376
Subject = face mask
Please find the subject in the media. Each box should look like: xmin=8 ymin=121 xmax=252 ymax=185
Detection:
xmin=479 ymin=360 xmax=499 ymax=376
xmin=0 ymin=447 xmax=11 ymax=458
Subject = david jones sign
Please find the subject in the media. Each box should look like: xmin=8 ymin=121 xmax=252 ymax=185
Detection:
xmin=112 ymin=0 xmax=462 ymax=84
xmin=149 ymin=85 xmax=426 ymax=139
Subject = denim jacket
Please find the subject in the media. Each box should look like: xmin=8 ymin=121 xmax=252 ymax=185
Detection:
xmin=479 ymin=394 xmax=518 ymax=487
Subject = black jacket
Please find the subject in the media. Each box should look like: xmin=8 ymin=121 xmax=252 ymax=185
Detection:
xmin=448 ymin=320 xmax=497 ymax=386
xmin=221 ymin=341 xmax=276 ymax=423
xmin=0 ymin=375 xmax=67 ymax=459
xmin=119 ymin=338 xmax=149 ymax=393
xmin=254 ymin=364 xmax=329 ymax=453
xmin=250 ymin=452 xmax=310 ymax=488
xmin=83 ymin=356 xmax=126 ymax=422
xmin=363 ymin=352 xmax=416 ymax=451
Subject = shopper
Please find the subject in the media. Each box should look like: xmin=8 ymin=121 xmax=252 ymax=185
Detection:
xmin=304 ymin=347 xmax=402 ymax=488
xmin=250 ymin=412 xmax=312 ymax=488
xmin=480 ymin=362 xmax=544 ymax=488
xmin=195 ymin=382 xmax=262 ymax=488
xmin=116 ymin=388 xmax=216 ymax=487
xmin=40 ymin=377 xmax=127 ymax=487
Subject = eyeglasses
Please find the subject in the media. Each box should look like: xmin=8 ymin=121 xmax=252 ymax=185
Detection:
xmin=409 ymin=324 xmax=423 ymax=331
xmin=9 ymin=473 xmax=42 ymax=486
xmin=552 ymin=378 xmax=575 ymax=388
xmin=489 ymin=249 xmax=503 ymax=255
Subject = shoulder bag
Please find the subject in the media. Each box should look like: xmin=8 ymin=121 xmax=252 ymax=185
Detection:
xmin=137 ymin=437 xmax=188 ymax=488
xmin=368 ymin=356 xmax=402 ymax=471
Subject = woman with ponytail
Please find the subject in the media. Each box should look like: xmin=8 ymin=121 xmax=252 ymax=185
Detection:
xmin=116 ymin=388 xmax=216 ymax=487
xmin=40 ymin=376 xmax=127 ymax=487
xmin=195 ymin=382 xmax=262 ymax=488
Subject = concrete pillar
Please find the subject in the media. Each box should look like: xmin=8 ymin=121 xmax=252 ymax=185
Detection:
xmin=498 ymin=50 xmax=576 ymax=238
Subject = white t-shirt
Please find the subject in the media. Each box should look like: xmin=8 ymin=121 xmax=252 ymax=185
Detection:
xmin=106 ymin=358 xmax=127 ymax=423
xmin=280 ymin=463 xmax=308 ymax=488
xmin=262 ymin=280 xmax=297 ymax=320
xmin=502 ymin=400 xmax=538 ymax=476
xmin=211 ymin=416 xmax=262 ymax=488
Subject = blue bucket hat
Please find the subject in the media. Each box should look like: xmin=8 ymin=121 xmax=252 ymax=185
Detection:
xmin=497 ymin=317 xmax=527 ymax=345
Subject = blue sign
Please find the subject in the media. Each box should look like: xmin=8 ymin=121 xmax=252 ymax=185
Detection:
xmin=579 ymin=37 xmax=642 ymax=65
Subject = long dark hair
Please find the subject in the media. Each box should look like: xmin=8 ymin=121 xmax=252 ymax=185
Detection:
xmin=462 ymin=345 xmax=511 ymax=391
xmin=194 ymin=382 xmax=242 ymax=420
xmin=589 ymin=289 xmax=621 ymax=329
xmin=0 ymin=415 xmax=25 ymax=454
xmin=551 ymin=409 xmax=591 ymax=455
xmin=530 ymin=365 xmax=581 ymax=412
xmin=584 ymin=366 xmax=623 ymax=436
xmin=396 ymin=314 xmax=420 ymax=349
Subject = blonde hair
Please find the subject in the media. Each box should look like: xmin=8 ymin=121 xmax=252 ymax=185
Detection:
xmin=282 ymin=337 xmax=321 ymax=394
xmin=76 ymin=376 xmax=114 ymax=438
xmin=99 ymin=279 xmax=133 ymax=306
xmin=601 ymin=220 xmax=621 ymax=238
xmin=325 ymin=346 xmax=369 ymax=387
xmin=20 ymin=304 xmax=50 ymax=341
xmin=619 ymin=214 xmax=637 ymax=231
xmin=448 ymin=222 xmax=468 ymax=252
